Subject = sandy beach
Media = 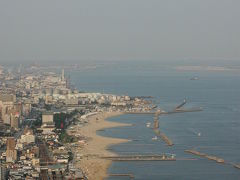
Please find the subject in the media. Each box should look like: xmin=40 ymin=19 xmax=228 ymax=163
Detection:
xmin=73 ymin=112 xmax=130 ymax=180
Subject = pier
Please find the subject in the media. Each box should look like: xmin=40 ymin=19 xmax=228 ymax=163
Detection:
xmin=149 ymin=100 xmax=203 ymax=146
xmin=156 ymin=99 xmax=203 ymax=116
xmin=185 ymin=150 xmax=240 ymax=171
xmin=153 ymin=117 xmax=159 ymax=128
xmin=109 ymin=173 xmax=134 ymax=179
xmin=185 ymin=150 xmax=225 ymax=163
xmin=101 ymin=154 xmax=176 ymax=161
xmin=163 ymin=108 xmax=203 ymax=114
xmin=152 ymin=112 xmax=174 ymax=146
xmin=154 ymin=129 xmax=174 ymax=146
xmin=126 ymin=112 xmax=155 ymax=115
xmin=126 ymin=108 xmax=203 ymax=115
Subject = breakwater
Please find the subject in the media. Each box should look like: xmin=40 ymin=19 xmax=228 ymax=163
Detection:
xmin=185 ymin=149 xmax=224 ymax=163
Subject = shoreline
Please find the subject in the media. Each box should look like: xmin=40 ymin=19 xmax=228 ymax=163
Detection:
xmin=73 ymin=111 xmax=131 ymax=180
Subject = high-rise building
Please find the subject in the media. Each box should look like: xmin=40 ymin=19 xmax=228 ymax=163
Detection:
xmin=10 ymin=114 xmax=19 ymax=129
xmin=22 ymin=100 xmax=32 ymax=117
xmin=61 ymin=68 xmax=65 ymax=81
xmin=0 ymin=94 xmax=16 ymax=124
xmin=6 ymin=137 xmax=17 ymax=163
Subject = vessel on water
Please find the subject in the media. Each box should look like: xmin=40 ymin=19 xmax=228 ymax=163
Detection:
xmin=152 ymin=136 xmax=158 ymax=141
xmin=234 ymin=164 xmax=240 ymax=169
xmin=146 ymin=122 xmax=151 ymax=128
xmin=190 ymin=77 xmax=199 ymax=80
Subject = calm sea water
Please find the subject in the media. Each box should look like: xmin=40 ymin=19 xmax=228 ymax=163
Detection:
xmin=70 ymin=61 xmax=240 ymax=180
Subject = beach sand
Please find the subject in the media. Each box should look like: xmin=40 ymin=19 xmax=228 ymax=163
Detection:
xmin=73 ymin=112 xmax=130 ymax=180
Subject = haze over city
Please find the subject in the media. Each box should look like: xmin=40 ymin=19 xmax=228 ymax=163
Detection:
xmin=0 ymin=1 xmax=240 ymax=180
xmin=1 ymin=0 xmax=240 ymax=63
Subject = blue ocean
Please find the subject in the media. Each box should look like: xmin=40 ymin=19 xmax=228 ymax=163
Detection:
xmin=70 ymin=61 xmax=240 ymax=180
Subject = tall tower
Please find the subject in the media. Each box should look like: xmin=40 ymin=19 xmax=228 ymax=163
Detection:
xmin=61 ymin=68 xmax=65 ymax=81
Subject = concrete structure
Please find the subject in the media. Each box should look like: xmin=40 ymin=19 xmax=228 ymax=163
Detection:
xmin=6 ymin=137 xmax=17 ymax=163
xmin=32 ymin=158 xmax=40 ymax=167
xmin=0 ymin=94 xmax=16 ymax=124
xmin=65 ymin=98 xmax=78 ymax=105
xmin=22 ymin=100 xmax=32 ymax=117
xmin=20 ymin=128 xmax=35 ymax=144
xmin=10 ymin=114 xmax=19 ymax=129
xmin=0 ymin=95 xmax=22 ymax=128
xmin=41 ymin=124 xmax=55 ymax=134
xmin=42 ymin=111 xmax=54 ymax=124
xmin=61 ymin=69 xmax=65 ymax=81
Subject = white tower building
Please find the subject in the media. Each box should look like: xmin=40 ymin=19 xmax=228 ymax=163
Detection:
xmin=61 ymin=68 xmax=65 ymax=81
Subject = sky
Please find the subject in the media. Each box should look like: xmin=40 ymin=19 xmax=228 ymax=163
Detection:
xmin=0 ymin=0 xmax=240 ymax=63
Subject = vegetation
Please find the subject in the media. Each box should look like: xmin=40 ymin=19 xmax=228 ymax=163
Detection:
xmin=54 ymin=109 xmax=83 ymax=143
xmin=54 ymin=113 xmax=68 ymax=129
xmin=33 ymin=118 xmax=42 ymax=127
xmin=68 ymin=151 xmax=74 ymax=162
xmin=53 ymin=110 xmax=80 ymax=129
xmin=45 ymin=104 xmax=52 ymax=111
xmin=59 ymin=130 xmax=76 ymax=143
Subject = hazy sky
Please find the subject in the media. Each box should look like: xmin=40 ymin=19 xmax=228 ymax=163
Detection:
xmin=0 ymin=0 xmax=240 ymax=63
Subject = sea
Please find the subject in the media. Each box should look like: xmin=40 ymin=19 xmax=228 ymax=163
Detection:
xmin=69 ymin=61 xmax=240 ymax=180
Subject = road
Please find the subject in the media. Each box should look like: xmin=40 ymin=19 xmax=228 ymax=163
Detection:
xmin=15 ymin=118 xmax=34 ymax=139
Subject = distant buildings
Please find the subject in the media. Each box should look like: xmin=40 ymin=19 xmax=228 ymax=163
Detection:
xmin=65 ymin=97 xmax=78 ymax=105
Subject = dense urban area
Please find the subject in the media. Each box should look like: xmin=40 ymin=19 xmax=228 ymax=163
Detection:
xmin=0 ymin=64 xmax=155 ymax=180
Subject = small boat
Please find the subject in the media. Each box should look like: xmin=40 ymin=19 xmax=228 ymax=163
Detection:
xmin=152 ymin=136 xmax=158 ymax=141
xmin=234 ymin=164 xmax=240 ymax=169
xmin=146 ymin=122 xmax=151 ymax=128
xmin=198 ymin=132 xmax=201 ymax=137
xmin=190 ymin=77 xmax=199 ymax=80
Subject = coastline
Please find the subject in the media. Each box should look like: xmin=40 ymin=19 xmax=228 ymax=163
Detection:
xmin=73 ymin=111 xmax=131 ymax=180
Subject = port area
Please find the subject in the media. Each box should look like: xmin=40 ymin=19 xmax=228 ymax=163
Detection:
xmin=185 ymin=150 xmax=225 ymax=163
xmin=154 ymin=129 xmax=174 ymax=146
xmin=101 ymin=154 xmax=176 ymax=161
